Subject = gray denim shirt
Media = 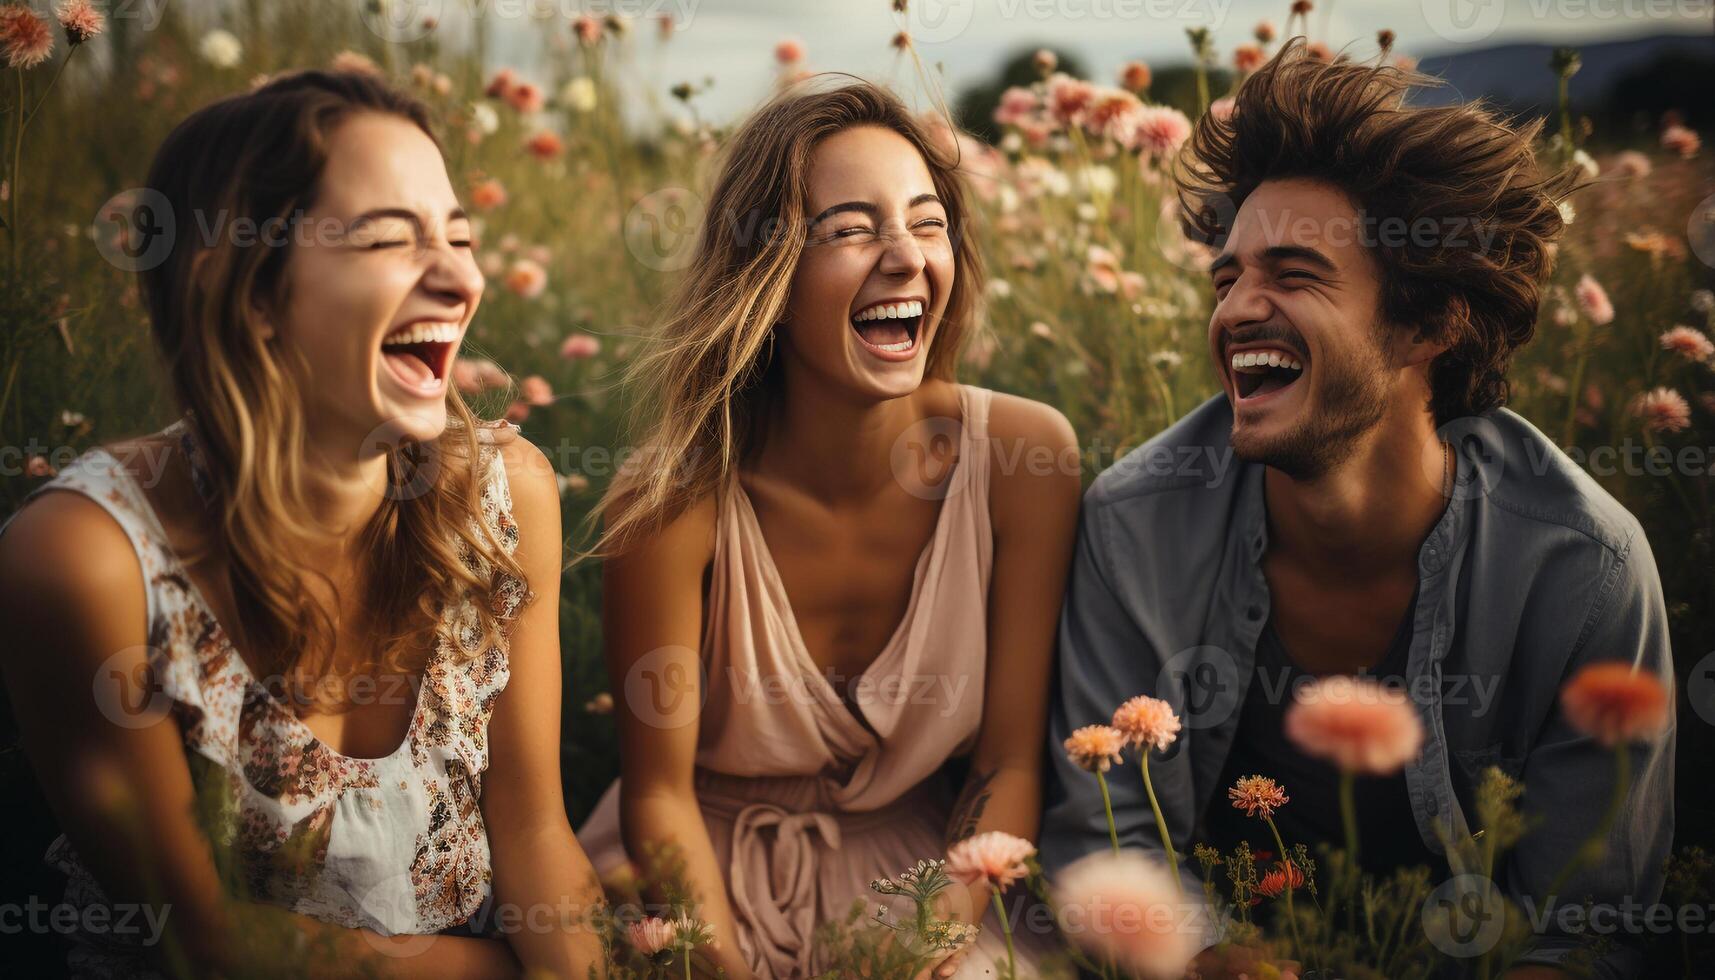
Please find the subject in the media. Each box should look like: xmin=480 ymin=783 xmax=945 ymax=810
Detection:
xmin=1040 ymin=395 xmax=1676 ymax=979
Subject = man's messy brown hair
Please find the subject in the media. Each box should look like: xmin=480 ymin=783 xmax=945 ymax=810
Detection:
xmin=1174 ymin=37 xmax=1584 ymax=424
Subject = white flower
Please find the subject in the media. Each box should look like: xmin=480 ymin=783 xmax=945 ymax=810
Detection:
xmin=1557 ymin=199 xmax=1576 ymax=226
xmin=1572 ymin=149 xmax=1598 ymax=179
xmin=986 ymin=278 xmax=1013 ymax=300
xmin=1076 ymin=164 xmax=1117 ymax=196
xmin=470 ymin=102 xmax=499 ymax=135
xmin=560 ymin=77 xmax=598 ymax=113
xmin=1691 ymin=290 xmax=1714 ymax=314
xmin=199 ymin=29 xmax=242 ymax=68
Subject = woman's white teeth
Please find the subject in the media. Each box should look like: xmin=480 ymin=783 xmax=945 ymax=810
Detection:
xmin=852 ymin=300 xmax=924 ymax=321
xmin=381 ymin=321 xmax=461 ymax=346
xmin=1231 ymin=350 xmax=1303 ymax=372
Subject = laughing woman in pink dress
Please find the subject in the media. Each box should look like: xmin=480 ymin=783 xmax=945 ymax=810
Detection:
xmin=575 ymin=82 xmax=1082 ymax=978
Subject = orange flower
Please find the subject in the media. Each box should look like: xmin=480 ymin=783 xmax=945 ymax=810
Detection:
xmin=525 ymin=130 xmax=563 ymax=160
xmin=1284 ymin=676 xmax=1424 ymax=775
xmin=572 ymin=15 xmax=602 ymax=45
xmin=774 ymin=37 xmax=804 ymax=65
xmin=1255 ymin=861 xmax=1305 ymax=899
xmin=1228 ymin=774 xmax=1288 ymax=819
xmin=945 ymin=830 xmax=1035 ymax=890
xmin=1118 ymin=61 xmax=1152 ymax=94
xmin=1561 ymin=662 xmax=1670 ymax=747
xmin=1053 ymin=851 xmax=1196 ymax=980
xmin=1 ymin=6 xmax=53 ymax=69
xmin=1233 ymin=44 xmax=1265 ymax=74
xmin=1064 ymin=724 xmax=1126 ymax=773
xmin=470 ymin=178 xmax=507 ymax=211
xmin=504 ymin=258 xmax=548 ymax=299
xmin=505 ymin=81 xmax=545 ymax=114
xmin=520 ymin=374 xmax=554 ymax=406
xmin=56 ymin=0 xmax=104 ymax=46
xmin=1112 ymin=695 xmax=1181 ymax=753
xmin=1661 ymin=124 xmax=1700 ymax=159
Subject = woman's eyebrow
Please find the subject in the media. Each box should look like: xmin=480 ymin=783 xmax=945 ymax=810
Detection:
xmin=808 ymin=194 xmax=944 ymax=226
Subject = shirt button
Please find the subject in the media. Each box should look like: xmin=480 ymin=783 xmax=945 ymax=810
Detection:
xmin=1246 ymin=604 xmax=1263 ymax=621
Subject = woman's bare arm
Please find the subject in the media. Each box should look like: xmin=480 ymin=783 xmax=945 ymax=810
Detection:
xmin=932 ymin=395 xmax=1081 ymax=974
xmin=603 ymin=493 xmax=753 ymax=979
xmin=0 ymin=491 xmax=517 ymax=979
xmin=482 ymin=438 xmax=608 ymax=977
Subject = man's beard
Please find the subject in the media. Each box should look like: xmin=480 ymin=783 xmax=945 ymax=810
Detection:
xmin=1231 ymin=340 xmax=1392 ymax=481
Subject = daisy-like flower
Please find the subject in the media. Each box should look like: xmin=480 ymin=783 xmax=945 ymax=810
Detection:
xmin=56 ymin=0 xmax=104 ymax=46
xmin=520 ymin=375 xmax=554 ymax=406
xmin=1661 ymin=326 xmax=1714 ymax=363
xmin=1112 ymin=695 xmax=1181 ymax=753
xmin=1064 ymin=724 xmax=1126 ymax=772
xmin=993 ymin=86 xmax=1039 ymax=127
xmin=1661 ymin=124 xmax=1700 ymax=159
xmin=1632 ymin=387 xmax=1692 ymax=434
xmin=1228 ymin=774 xmax=1289 ymax=819
xmin=1284 ymin=676 xmax=1424 ymax=776
xmin=1255 ymin=860 xmax=1305 ymax=899
xmin=1574 ymin=273 xmax=1615 ymax=326
xmin=1126 ymin=106 xmax=1193 ymax=157
xmin=1561 ymin=662 xmax=1670 ymax=747
xmin=945 ymin=831 xmax=1036 ymax=890
xmin=505 ymin=258 xmax=548 ymax=299
xmin=1047 ymin=73 xmax=1097 ymax=128
xmin=1053 ymin=851 xmax=1197 ymax=980
xmin=560 ymin=333 xmax=601 ymax=359
xmin=627 ymin=916 xmax=677 ymax=955
xmin=470 ymin=177 xmax=508 ymax=211
xmin=1118 ymin=60 xmax=1152 ymax=94
xmin=524 ymin=130 xmax=563 ymax=160
xmin=1 ymin=6 xmax=54 ymax=69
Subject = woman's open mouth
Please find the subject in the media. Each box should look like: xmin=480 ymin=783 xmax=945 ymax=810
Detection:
xmin=1230 ymin=346 xmax=1306 ymax=403
xmin=850 ymin=299 xmax=924 ymax=362
xmin=380 ymin=320 xmax=462 ymax=397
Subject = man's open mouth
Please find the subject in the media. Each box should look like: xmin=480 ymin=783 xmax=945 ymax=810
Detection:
xmin=1230 ymin=347 xmax=1305 ymax=401
xmin=380 ymin=320 xmax=461 ymax=393
xmin=850 ymin=298 xmax=924 ymax=357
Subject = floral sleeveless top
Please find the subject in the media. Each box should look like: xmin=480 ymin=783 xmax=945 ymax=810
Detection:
xmin=2 ymin=418 xmax=531 ymax=971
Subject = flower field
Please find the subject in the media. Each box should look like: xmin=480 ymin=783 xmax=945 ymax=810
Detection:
xmin=1 ymin=1 xmax=1712 ymax=975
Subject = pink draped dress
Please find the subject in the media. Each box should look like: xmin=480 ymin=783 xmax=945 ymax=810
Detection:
xmin=576 ymin=385 xmax=1060 ymax=978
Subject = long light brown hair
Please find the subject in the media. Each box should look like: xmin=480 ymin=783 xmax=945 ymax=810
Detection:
xmin=140 ymin=70 xmax=528 ymax=704
xmin=593 ymin=79 xmax=986 ymax=555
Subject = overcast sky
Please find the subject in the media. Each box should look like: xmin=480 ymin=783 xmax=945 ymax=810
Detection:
xmin=458 ymin=0 xmax=1711 ymax=122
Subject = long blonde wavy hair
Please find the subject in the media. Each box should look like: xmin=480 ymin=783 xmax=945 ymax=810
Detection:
xmin=593 ymin=79 xmax=986 ymax=555
xmin=140 ymin=70 xmax=528 ymax=705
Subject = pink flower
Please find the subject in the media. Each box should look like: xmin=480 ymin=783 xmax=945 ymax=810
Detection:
xmin=945 ymin=830 xmax=1035 ymax=890
xmin=774 ymin=37 xmax=804 ymax=65
xmin=56 ymin=0 xmax=104 ymax=46
xmin=1 ymin=6 xmax=54 ymax=69
xmin=1053 ymin=851 xmax=1197 ymax=980
xmin=1126 ymin=106 xmax=1192 ymax=157
xmin=504 ymin=258 xmax=547 ymax=298
xmin=504 ymin=399 xmax=531 ymax=424
xmin=1233 ymin=43 xmax=1265 ymax=74
xmin=1085 ymin=245 xmax=1123 ymax=294
xmin=520 ymin=374 xmax=554 ymax=406
xmin=993 ymin=86 xmax=1039 ymax=127
xmin=572 ymin=14 xmax=602 ymax=45
xmin=1118 ymin=61 xmax=1152 ymax=94
xmin=525 ymin=130 xmax=563 ymax=160
xmin=452 ymin=357 xmax=509 ymax=394
xmin=1306 ymin=41 xmax=1333 ymax=62
xmin=1632 ymin=387 xmax=1692 ymax=433
xmin=1111 ymin=695 xmax=1181 ymax=753
xmin=26 ymin=455 xmax=56 ymax=478
xmin=1661 ymin=326 xmax=1714 ymax=363
xmin=1064 ymin=724 xmax=1126 ymax=773
xmin=1228 ymin=774 xmax=1289 ymax=819
xmin=1284 ymin=676 xmax=1424 ymax=776
xmin=485 ymin=68 xmax=517 ymax=99
xmin=470 ymin=178 xmax=507 ymax=211
xmin=1661 ymin=124 xmax=1700 ymax=159
xmin=1253 ymin=20 xmax=1277 ymax=43
xmin=505 ymin=81 xmax=545 ymax=114
xmin=627 ymin=916 xmax=677 ymax=955
xmin=1032 ymin=48 xmax=1057 ymax=76
xmin=559 ymin=333 xmax=602 ymax=359
xmin=1086 ymin=90 xmax=1144 ymax=143
xmin=1574 ymin=274 xmax=1614 ymax=326
xmin=1047 ymin=73 xmax=1096 ymax=127
xmin=1561 ymin=662 xmax=1670 ymax=747
xmin=330 ymin=50 xmax=381 ymax=77
xmin=1207 ymin=97 xmax=1236 ymax=123
xmin=1611 ymin=150 xmax=1651 ymax=179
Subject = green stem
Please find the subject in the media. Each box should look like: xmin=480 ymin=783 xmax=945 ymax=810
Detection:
xmin=1264 ymin=816 xmax=1306 ymax=968
xmin=1561 ymin=316 xmax=1592 ymax=448
xmin=8 ymin=68 xmax=21 ymax=249
xmin=991 ymin=890 xmax=1017 ymax=980
xmin=1139 ymin=754 xmax=1181 ymax=896
xmin=1340 ymin=770 xmax=1359 ymax=934
xmin=1095 ymin=769 xmax=1121 ymax=855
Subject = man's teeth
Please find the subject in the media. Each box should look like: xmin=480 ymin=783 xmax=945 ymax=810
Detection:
xmin=852 ymin=300 xmax=924 ymax=322
xmin=1230 ymin=350 xmax=1304 ymax=373
xmin=381 ymin=321 xmax=462 ymax=346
